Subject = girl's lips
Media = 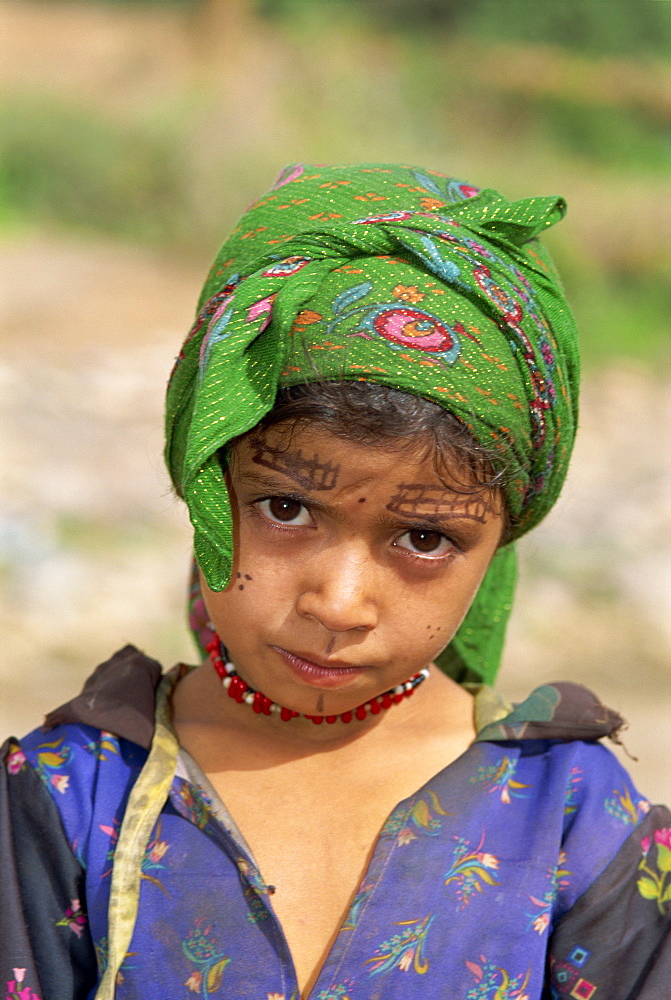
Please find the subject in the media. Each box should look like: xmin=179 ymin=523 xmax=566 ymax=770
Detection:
xmin=272 ymin=646 xmax=368 ymax=688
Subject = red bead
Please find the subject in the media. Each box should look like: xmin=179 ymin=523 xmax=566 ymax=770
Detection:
xmin=253 ymin=692 xmax=264 ymax=714
xmin=310 ymin=715 xmax=324 ymax=725
xmin=355 ymin=705 xmax=367 ymax=720
xmin=380 ymin=693 xmax=392 ymax=709
xmin=280 ymin=707 xmax=293 ymax=722
xmin=369 ymin=698 xmax=381 ymax=715
xmin=392 ymin=692 xmax=404 ymax=704
xmin=325 ymin=715 xmax=337 ymax=724
xmin=340 ymin=711 xmax=353 ymax=723
xmin=229 ymin=677 xmax=247 ymax=703
xmin=261 ymin=696 xmax=273 ymax=716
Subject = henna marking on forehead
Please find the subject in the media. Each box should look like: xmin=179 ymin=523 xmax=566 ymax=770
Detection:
xmin=387 ymin=484 xmax=493 ymax=523
xmin=251 ymin=439 xmax=339 ymax=490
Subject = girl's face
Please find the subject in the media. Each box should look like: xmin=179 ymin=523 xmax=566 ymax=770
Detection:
xmin=201 ymin=421 xmax=505 ymax=719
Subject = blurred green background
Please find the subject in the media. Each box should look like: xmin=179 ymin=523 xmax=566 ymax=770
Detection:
xmin=3 ymin=0 xmax=670 ymax=365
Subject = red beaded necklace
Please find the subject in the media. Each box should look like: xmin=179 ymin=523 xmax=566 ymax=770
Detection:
xmin=206 ymin=636 xmax=430 ymax=725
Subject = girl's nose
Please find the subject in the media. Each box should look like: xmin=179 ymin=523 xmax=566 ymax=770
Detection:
xmin=296 ymin=545 xmax=379 ymax=633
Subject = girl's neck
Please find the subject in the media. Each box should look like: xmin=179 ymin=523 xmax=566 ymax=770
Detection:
xmin=171 ymin=655 xmax=476 ymax=760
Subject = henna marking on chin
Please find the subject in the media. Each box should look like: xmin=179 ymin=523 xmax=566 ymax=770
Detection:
xmin=386 ymin=484 xmax=492 ymax=523
xmin=316 ymin=694 xmax=325 ymax=714
xmin=251 ymin=439 xmax=339 ymax=490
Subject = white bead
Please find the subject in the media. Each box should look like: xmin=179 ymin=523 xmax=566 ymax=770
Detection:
xmin=222 ymin=677 xmax=232 ymax=689
xmin=404 ymin=681 xmax=413 ymax=691
xmin=394 ymin=685 xmax=404 ymax=695
xmin=270 ymin=703 xmax=280 ymax=714
xmin=244 ymin=692 xmax=254 ymax=705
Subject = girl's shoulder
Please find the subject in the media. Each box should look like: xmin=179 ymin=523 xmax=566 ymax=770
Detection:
xmin=472 ymin=680 xmax=655 ymax=854
xmin=3 ymin=646 xmax=164 ymax=856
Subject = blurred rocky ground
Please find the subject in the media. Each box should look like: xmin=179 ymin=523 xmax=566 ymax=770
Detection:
xmin=1 ymin=234 xmax=669 ymax=803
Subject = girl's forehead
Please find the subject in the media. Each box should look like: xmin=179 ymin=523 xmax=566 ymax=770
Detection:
xmin=233 ymin=419 xmax=489 ymax=495
xmin=236 ymin=419 xmax=429 ymax=468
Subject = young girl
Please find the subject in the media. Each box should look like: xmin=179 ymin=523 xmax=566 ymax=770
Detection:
xmin=2 ymin=164 xmax=669 ymax=1000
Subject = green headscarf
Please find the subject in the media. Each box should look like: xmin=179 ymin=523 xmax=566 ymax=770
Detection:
xmin=166 ymin=163 xmax=580 ymax=685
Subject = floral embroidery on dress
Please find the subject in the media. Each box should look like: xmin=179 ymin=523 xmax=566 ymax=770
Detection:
xmin=99 ymin=817 xmax=170 ymax=892
xmin=99 ymin=818 xmax=120 ymax=877
xmin=175 ymin=780 xmax=215 ymax=832
xmin=379 ymin=802 xmax=413 ymax=840
xmin=55 ymin=897 xmax=88 ymax=937
xmin=563 ymin=767 xmax=583 ymax=815
xmin=443 ymin=834 xmax=500 ymax=907
xmin=465 ymin=956 xmax=531 ymax=999
xmin=604 ymin=785 xmax=649 ymax=826
xmin=637 ymin=827 xmax=671 ymax=914
xmin=82 ymin=731 xmax=121 ymax=761
xmin=526 ymin=851 xmax=571 ymax=934
xmin=469 ymin=756 xmax=531 ymax=804
xmin=4 ymin=742 xmax=27 ymax=775
xmin=32 ymin=737 xmax=72 ymax=793
xmin=365 ymin=915 xmax=434 ymax=976
xmin=341 ymin=883 xmax=374 ymax=931
xmin=182 ymin=918 xmax=231 ymax=995
xmin=244 ymin=885 xmax=270 ymax=924
xmin=236 ymin=857 xmax=273 ymax=897
xmin=4 ymin=969 xmax=42 ymax=1000
xmin=315 ymin=983 xmax=354 ymax=1000
xmin=395 ymin=790 xmax=449 ymax=845
xmin=140 ymin=820 xmax=171 ymax=895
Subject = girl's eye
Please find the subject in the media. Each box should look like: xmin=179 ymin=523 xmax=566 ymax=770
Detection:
xmin=396 ymin=529 xmax=453 ymax=557
xmin=257 ymin=497 xmax=312 ymax=526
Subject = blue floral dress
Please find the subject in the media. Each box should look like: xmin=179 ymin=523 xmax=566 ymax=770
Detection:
xmin=2 ymin=647 xmax=670 ymax=1000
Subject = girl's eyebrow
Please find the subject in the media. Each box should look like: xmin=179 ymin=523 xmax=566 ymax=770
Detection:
xmin=385 ymin=506 xmax=487 ymax=527
xmin=250 ymin=440 xmax=339 ymax=490
xmin=386 ymin=484 xmax=493 ymax=523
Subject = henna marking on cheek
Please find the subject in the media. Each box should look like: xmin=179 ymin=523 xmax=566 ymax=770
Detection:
xmin=244 ymin=574 xmax=253 ymax=581
xmin=251 ymin=438 xmax=339 ymax=490
xmin=386 ymin=484 xmax=492 ymax=523
xmin=238 ymin=584 xmax=244 ymax=591
xmin=358 ymin=496 xmax=366 ymax=503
